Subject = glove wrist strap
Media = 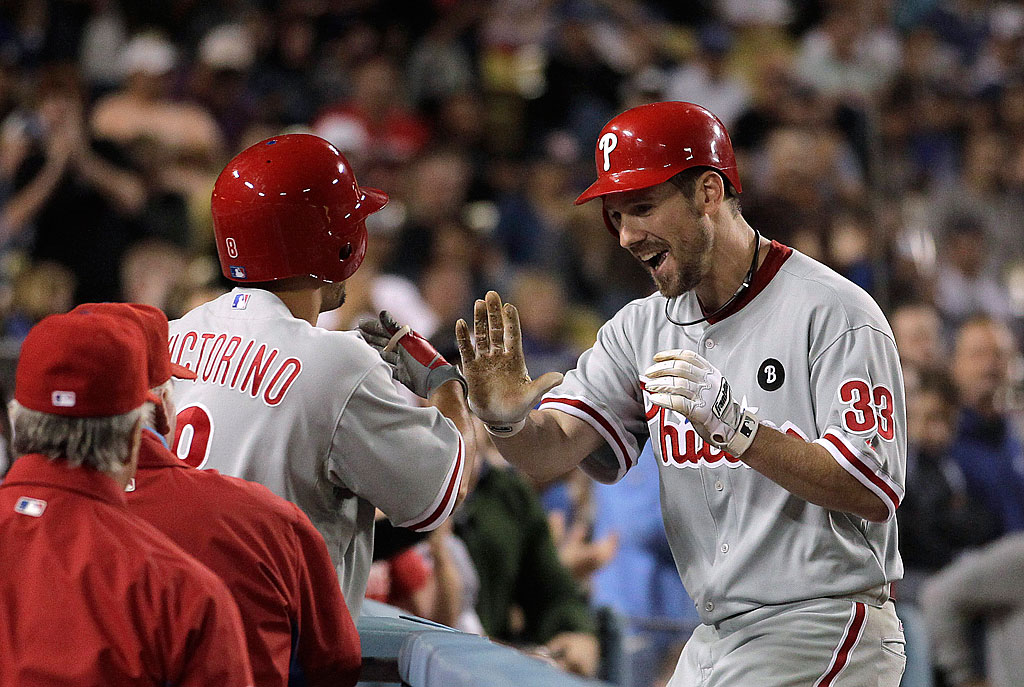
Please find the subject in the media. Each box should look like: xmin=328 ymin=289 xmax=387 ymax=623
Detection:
xmin=725 ymin=408 xmax=760 ymax=457
xmin=382 ymin=325 xmax=413 ymax=353
xmin=484 ymin=417 xmax=527 ymax=438
xmin=427 ymin=366 xmax=468 ymax=399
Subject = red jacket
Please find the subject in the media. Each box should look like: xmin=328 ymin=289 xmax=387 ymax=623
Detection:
xmin=127 ymin=429 xmax=361 ymax=687
xmin=0 ymin=453 xmax=253 ymax=687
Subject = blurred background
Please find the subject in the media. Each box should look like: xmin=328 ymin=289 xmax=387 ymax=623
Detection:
xmin=2 ymin=1 xmax=1024 ymax=685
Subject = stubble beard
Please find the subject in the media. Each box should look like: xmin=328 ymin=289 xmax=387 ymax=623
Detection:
xmin=319 ymin=281 xmax=347 ymax=312
xmin=654 ymin=215 xmax=714 ymax=299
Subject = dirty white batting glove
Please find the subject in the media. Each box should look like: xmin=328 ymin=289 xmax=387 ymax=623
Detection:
xmin=357 ymin=311 xmax=467 ymax=399
xmin=644 ymin=349 xmax=760 ymax=457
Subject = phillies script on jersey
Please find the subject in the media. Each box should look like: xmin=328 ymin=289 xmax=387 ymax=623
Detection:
xmin=169 ymin=331 xmax=302 ymax=407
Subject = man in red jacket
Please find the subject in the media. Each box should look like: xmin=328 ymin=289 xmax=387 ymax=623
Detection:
xmin=76 ymin=301 xmax=362 ymax=687
xmin=0 ymin=311 xmax=253 ymax=686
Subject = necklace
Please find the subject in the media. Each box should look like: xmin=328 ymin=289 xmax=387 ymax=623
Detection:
xmin=664 ymin=228 xmax=761 ymax=327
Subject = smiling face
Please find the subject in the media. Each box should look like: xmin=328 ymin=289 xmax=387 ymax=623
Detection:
xmin=602 ymin=179 xmax=715 ymax=298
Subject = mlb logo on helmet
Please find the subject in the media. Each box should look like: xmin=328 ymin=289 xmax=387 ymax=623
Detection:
xmin=15 ymin=497 xmax=47 ymax=517
xmin=231 ymin=293 xmax=250 ymax=310
xmin=51 ymin=391 xmax=76 ymax=408
xmin=229 ymin=266 xmax=247 ymax=279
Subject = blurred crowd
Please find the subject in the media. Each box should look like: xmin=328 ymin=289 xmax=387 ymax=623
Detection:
xmin=3 ymin=0 xmax=1024 ymax=685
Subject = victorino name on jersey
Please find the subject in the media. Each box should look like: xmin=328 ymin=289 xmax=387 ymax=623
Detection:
xmin=170 ymin=331 xmax=302 ymax=407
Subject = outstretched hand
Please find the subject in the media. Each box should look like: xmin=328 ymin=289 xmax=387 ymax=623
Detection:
xmin=455 ymin=291 xmax=563 ymax=433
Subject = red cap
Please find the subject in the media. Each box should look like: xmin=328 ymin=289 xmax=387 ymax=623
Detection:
xmin=72 ymin=303 xmax=197 ymax=385
xmin=15 ymin=312 xmax=151 ymax=417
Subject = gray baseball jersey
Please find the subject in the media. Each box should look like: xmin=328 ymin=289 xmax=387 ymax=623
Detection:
xmin=168 ymin=287 xmax=465 ymax=616
xmin=540 ymin=242 xmax=905 ymax=626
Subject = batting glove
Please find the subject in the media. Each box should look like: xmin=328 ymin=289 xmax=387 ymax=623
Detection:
xmin=644 ymin=349 xmax=760 ymax=457
xmin=357 ymin=311 xmax=467 ymax=399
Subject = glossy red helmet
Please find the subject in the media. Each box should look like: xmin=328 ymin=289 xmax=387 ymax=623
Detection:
xmin=575 ymin=102 xmax=741 ymax=233
xmin=211 ymin=134 xmax=388 ymax=283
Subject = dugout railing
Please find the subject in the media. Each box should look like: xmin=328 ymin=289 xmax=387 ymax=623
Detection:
xmin=357 ymin=600 xmax=617 ymax=687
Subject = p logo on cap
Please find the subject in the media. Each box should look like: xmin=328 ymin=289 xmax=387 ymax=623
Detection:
xmin=51 ymin=391 xmax=76 ymax=408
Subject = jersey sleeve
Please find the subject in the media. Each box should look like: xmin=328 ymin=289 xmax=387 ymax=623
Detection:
xmin=808 ymin=323 xmax=907 ymax=521
xmin=287 ymin=503 xmax=361 ymax=687
xmin=327 ymin=360 xmax=465 ymax=532
xmin=539 ymin=309 xmax=646 ymax=484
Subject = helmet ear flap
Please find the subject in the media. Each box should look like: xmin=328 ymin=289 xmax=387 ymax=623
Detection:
xmin=601 ymin=208 xmax=618 ymax=237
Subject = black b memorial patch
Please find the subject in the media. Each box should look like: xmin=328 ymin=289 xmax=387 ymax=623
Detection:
xmin=758 ymin=358 xmax=785 ymax=391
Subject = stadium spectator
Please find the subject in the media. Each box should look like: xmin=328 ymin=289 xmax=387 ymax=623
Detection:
xmin=510 ymin=270 xmax=582 ymax=380
xmin=455 ymin=425 xmax=600 ymax=678
xmin=0 ymin=311 xmax=252 ymax=685
xmin=385 ymin=147 xmax=474 ymax=282
xmin=91 ymin=32 xmax=224 ymax=165
xmin=921 ymin=532 xmax=1024 ymax=687
xmin=313 ymin=55 xmax=431 ymax=167
xmin=950 ymin=315 xmax=1024 ymax=534
xmin=891 ymin=300 xmax=947 ymax=385
xmin=366 ymin=516 xmax=475 ymax=632
xmin=935 ymin=214 xmax=1014 ymax=329
xmin=1 ymin=64 xmax=145 ymax=302
xmin=664 ymin=23 xmax=750 ymax=127
xmin=897 ymin=367 xmax=1002 ymax=687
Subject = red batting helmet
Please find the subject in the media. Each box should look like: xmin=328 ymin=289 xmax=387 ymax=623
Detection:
xmin=575 ymin=102 xmax=741 ymax=233
xmin=211 ymin=134 xmax=388 ymax=283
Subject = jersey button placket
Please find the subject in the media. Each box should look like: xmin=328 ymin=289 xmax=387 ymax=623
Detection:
xmin=704 ymin=338 xmax=715 ymax=350
xmin=704 ymin=601 xmax=714 ymax=612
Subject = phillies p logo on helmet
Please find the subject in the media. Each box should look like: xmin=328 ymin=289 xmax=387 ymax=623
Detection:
xmin=599 ymin=132 xmax=618 ymax=172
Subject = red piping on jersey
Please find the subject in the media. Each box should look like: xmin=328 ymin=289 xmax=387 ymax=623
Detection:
xmin=541 ymin=397 xmax=634 ymax=468
xmin=408 ymin=434 xmax=463 ymax=532
xmin=702 ymin=240 xmax=793 ymax=324
xmin=814 ymin=602 xmax=866 ymax=687
xmin=822 ymin=433 xmax=902 ymax=510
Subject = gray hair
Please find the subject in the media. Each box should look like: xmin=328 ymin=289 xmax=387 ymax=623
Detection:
xmin=8 ymin=401 xmax=142 ymax=475
xmin=140 ymin=380 xmax=174 ymax=429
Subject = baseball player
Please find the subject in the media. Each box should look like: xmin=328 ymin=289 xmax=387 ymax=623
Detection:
xmin=0 ymin=311 xmax=252 ymax=686
xmin=75 ymin=301 xmax=361 ymax=687
xmin=168 ymin=134 xmax=476 ymax=616
xmin=456 ymin=102 xmax=906 ymax=686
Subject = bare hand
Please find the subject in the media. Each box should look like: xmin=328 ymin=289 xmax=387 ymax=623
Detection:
xmin=548 ymin=511 xmax=619 ymax=580
xmin=455 ymin=291 xmax=563 ymax=426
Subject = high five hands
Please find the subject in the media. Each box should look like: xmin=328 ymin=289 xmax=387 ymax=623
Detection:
xmin=455 ymin=291 xmax=563 ymax=436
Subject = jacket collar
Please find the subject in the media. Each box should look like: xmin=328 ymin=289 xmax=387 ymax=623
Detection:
xmin=2 ymin=453 xmax=127 ymax=506
xmin=137 ymin=429 xmax=188 ymax=470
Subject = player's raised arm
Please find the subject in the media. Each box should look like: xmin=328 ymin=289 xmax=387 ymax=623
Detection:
xmin=455 ymin=290 xmax=605 ymax=481
xmin=357 ymin=310 xmax=477 ymax=507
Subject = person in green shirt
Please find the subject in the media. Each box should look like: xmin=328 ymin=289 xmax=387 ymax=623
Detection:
xmin=454 ymin=443 xmax=599 ymax=677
